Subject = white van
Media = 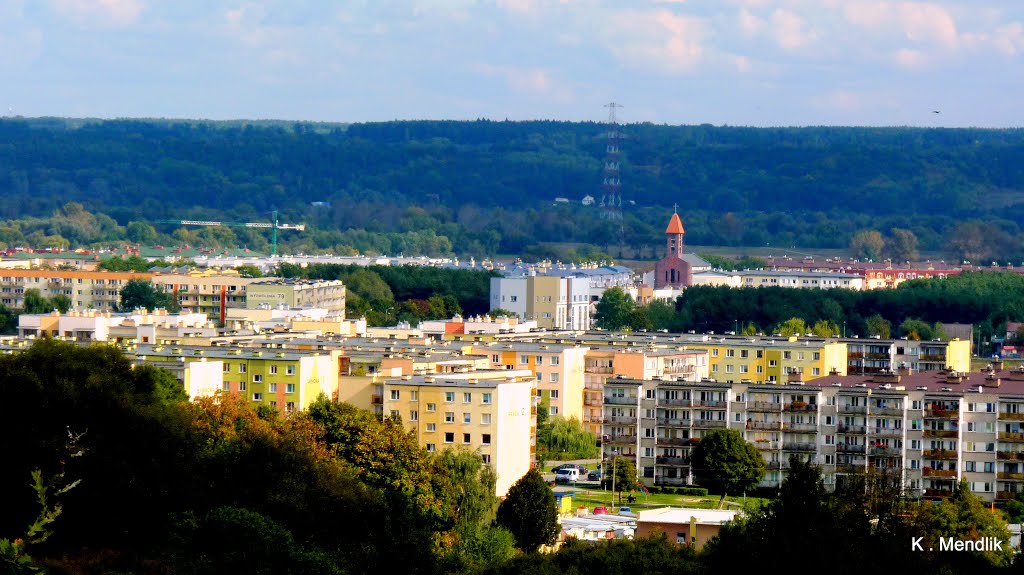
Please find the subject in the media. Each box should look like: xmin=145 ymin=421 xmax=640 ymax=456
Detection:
xmin=555 ymin=468 xmax=580 ymax=483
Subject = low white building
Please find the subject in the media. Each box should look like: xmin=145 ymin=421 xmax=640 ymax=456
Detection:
xmin=738 ymin=269 xmax=864 ymax=290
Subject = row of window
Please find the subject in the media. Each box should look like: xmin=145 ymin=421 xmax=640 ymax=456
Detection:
xmin=390 ymin=390 xmax=493 ymax=404
xmin=712 ymin=349 xmax=822 ymax=361
xmin=225 ymin=382 xmax=296 ymax=393
xmin=223 ymin=363 xmax=296 ymax=375
xmin=422 ymin=432 xmax=492 ymax=445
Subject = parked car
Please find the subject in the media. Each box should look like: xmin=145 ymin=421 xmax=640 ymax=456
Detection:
xmin=587 ymin=470 xmax=602 ymax=481
xmin=592 ymin=506 xmax=608 ymax=514
xmin=552 ymin=464 xmax=588 ymax=474
xmin=618 ymin=506 xmax=635 ymax=516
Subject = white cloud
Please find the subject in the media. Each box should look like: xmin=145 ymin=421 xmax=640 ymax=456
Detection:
xmin=476 ymin=63 xmax=575 ymax=102
xmin=843 ymin=2 xmax=959 ymax=48
xmin=991 ymin=21 xmax=1024 ymax=55
xmin=738 ymin=8 xmax=764 ymax=36
xmin=604 ymin=9 xmax=707 ymax=74
xmin=893 ymin=48 xmax=927 ymax=68
xmin=49 ymin=0 xmax=143 ymax=26
xmin=771 ymin=9 xmax=816 ymax=50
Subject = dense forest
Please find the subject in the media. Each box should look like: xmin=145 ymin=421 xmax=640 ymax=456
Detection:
xmin=2 ymin=118 xmax=1024 ymax=260
xmin=2 ymin=340 xmax=1018 ymax=574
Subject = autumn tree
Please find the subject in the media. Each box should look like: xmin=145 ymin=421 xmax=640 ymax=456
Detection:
xmin=850 ymin=229 xmax=885 ymax=261
xmin=494 ymin=468 xmax=559 ymax=552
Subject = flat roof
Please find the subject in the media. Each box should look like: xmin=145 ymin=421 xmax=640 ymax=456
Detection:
xmin=637 ymin=507 xmax=739 ymax=525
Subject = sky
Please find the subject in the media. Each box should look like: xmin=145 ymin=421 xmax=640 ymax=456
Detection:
xmin=2 ymin=0 xmax=1024 ymax=127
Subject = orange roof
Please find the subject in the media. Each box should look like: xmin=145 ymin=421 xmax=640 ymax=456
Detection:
xmin=665 ymin=213 xmax=685 ymax=234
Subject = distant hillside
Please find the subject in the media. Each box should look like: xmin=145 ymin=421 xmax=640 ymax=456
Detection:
xmin=2 ymin=118 xmax=1023 ymax=259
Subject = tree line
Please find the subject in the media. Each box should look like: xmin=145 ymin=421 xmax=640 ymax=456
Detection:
xmin=4 ymin=119 xmax=1024 ymax=259
xmin=597 ymin=271 xmax=1024 ymax=344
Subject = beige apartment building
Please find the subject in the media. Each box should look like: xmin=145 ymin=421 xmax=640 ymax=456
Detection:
xmin=467 ymin=342 xmax=589 ymax=421
xmin=0 ymin=270 xmax=151 ymax=310
xmin=383 ymin=371 xmax=537 ymax=496
xmin=245 ymin=278 xmax=346 ymax=313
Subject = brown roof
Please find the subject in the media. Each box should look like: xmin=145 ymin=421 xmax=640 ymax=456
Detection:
xmin=810 ymin=368 xmax=1024 ymax=396
xmin=666 ymin=213 xmax=685 ymax=235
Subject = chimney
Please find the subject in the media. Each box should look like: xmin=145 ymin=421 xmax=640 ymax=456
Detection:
xmin=993 ymin=359 xmax=1005 ymax=372
xmin=874 ymin=371 xmax=901 ymax=384
xmin=945 ymin=372 xmax=964 ymax=385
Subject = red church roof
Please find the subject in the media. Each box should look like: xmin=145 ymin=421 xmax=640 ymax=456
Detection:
xmin=666 ymin=213 xmax=685 ymax=234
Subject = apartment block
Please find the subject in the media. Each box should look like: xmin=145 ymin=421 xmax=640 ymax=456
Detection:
xmin=469 ymin=342 xmax=589 ymax=421
xmin=133 ymin=344 xmax=342 ymax=414
xmin=845 ymin=337 xmax=972 ymax=374
xmin=245 ymin=278 xmax=346 ymax=314
xmin=489 ymin=275 xmax=591 ymax=330
xmin=0 ymin=270 xmax=151 ymax=310
xmin=19 ymin=308 xmax=211 ymax=343
xmin=383 ymin=371 xmax=537 ymax=496
xmin=597 ymin=363 xmax=1024 ymax=505
xmin=686 ymin=336 xmax=847 ymax=385
xmin=151 ymin=271 xmax=259 ymax=323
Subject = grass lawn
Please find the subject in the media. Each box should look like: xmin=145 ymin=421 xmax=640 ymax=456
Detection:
xmin=562 ymin=486 xmax=768 ymax=513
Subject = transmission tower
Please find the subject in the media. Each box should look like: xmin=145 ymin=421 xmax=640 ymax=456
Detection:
xmin=599 ymin=102 xmax=623 ymax=222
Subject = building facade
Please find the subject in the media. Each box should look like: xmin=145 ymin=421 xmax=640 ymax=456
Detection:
xmin=245 ymin=278 xmax=346 ymax=313
xmin=0 ymin=270 xmax=152 ymax=310
xmin=653 ymin=212 xmax=692 ymax=289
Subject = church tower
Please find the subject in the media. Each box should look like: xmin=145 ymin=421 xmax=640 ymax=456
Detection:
xmin=654 ymin=208 xmax=692 ymax=289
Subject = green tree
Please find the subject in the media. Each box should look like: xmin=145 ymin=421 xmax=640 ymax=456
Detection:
xmin=887 ymin=228 xmax=920 ymax=262
xmin=125 ymin=221 xmax=157 ymax=245
xmin=21 ymin=289 xmax=53 ymax=314
xmin=741 ymin=322 xmax=759 ymax=336
xmin=690 ymin=429 xmax=765 ymax=506
xmin=850 ymin=229 xmax=885 ymax=261
xmin=594 ymin=287 xmax=636 ymax=331
xmin=235 ymin=265 xmax=262 ymax=278
xmin=609 ymin=456 xmax=639 ymax=505
xmin=809 ymin=319 xmax=839 ymax=337
xmin=494 ymin=468 xmax=559 ymax=552
xmin=865 ymin=314 xmax=891 ymax=338
xmin=773 ymin=317 xmax=806 ymax=336
xmin=541 ymin=417 xmax=599 ymax=460
xmin=907 ymin=479 xmax=1014 ymax=568
xmin=899 ymin=318 xmax=933 ymax=340
xmin=117 ymin=279 xmax=178 ymax=312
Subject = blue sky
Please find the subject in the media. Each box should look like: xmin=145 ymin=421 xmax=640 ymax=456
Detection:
xmin=2 ymin=0 xmax=1023 ymax=126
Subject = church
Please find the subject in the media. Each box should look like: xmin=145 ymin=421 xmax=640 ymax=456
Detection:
xmin=653 ymin=210 xmax=701 ymax=289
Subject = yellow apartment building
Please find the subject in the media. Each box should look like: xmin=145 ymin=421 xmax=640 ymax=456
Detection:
xmin=133 ymin=344 xmax=341 ymax=414
xmin=0 ymin=269 xmax=151 ymax=310
xmin=151 ymin=270 xmax=259 ymax=323
xmin=383 ymin=371 xmax=537 ymax=496
xmin=688 ymin=337 xmax=847 ymax=385
xmin=469 ymin=342 xmax=589 ymax=422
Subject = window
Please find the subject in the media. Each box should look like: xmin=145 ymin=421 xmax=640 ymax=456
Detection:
xmin=965 ymin=461 xmax=976 ymax=472
xmin=783 ymin=351 xmax=792 ymax=360
xmin=463 ymin=392 xmax=472 ymax=403
xmin=270 ymin=401 xmax=277 ymax=408
xmin=726 ymin=349 xmax=735 ymax=358
xmin=253 ymin=375 xmax=263 ymax=383
xmin=492 ymin=354 xmax=500 ymax=363
xmin=481 ymin=454 xmax=491 ymax=464
xmin=812 ymin=368 xmax=821 ymax=376
xmin=223 ymin=363 xmax=230 ymax=372
xmin=984 ymin=462 xmax=995 ymax=473
xmin=286 ymin=365 xmax=295 ymax=375
xmin=445 ymin=391 xmax=455 ymax=403
xmin=239 ymin=381 xmax=247 ymax=391
xmin=813 ymin=352 xmax=820 ymax=360
xmin=481 ymin=414 xmax=492 ymax=424
xmin=411 ymin=391 xmax=418 ymax=401
xmin=769 ymin=360 xmax=777 ymax=367
xmin=551 ymin=356 xmax=560 ymax=365
xmin=410 ymin=411 xmax=418 ymax=422
xmin=482 ymin=434 xmax=492 ymax=445
xmin=551 ymin=390 xmax=559 ymax=399
xmin=445 ymin=432 xmax=455 ymax=443
xmin=740 ymin=365 xmax=749 ymax=373
xmin=269 ymin=383 xmax=278 ymax=393
xmin=551 ymin=406 xmax=558 ymax=414
xmin=536 ymin=356 xmax=543 ymax=365
xmin=239 ymin=364 xmax=247 ymax=373
xmin=537 ymin=373 xmax=543 ymax=382
xmin=551 ymin=372 xmax=559 ymax=382
xmin=222 ymin=382 xmax=229 ymax=391
xmin=427 ymin=423 xmax=436 ymax=432
xmin=252 ymin=393 xmax=263 ymax=401
xmin=426 ymin=443 xmax=436 ymax=453
xmin=391 ymin=390 xmax=401 ymax=400
xmin=482 ymin=393 xmax=492 ymax=404
xmin=464 ymin=413 xmax=472 ymax=424
xmin=520 ymin=355 xmax=529 ymax=364
xmin=445 ymin=412 xmax=455 ymax=423
xmin=726 ymin=365 xmax=734 ymax=373
xmin=390 ymin=410 xmax=399 ymax=418
xmin=463 ymin=433 xmax=471 ymax=444
xmin=270 ymin=365 xmax=278 ymax=375
xmin=798 ymin=352 xmax=805 ymax=361
xmin=740 ymin=350 xmax=749 ymax=358
xmin=426 ymin=403 xmax=437 ymax=412
xmin=286 ymin=383 xmax=295 ymax=393
xmin=712 ymin=349 xmax=719 ymax=357
xmin=757 ymin=365 xmax=764 ymax=374
xmin=286 ymin=401 xmax=295 ymax=412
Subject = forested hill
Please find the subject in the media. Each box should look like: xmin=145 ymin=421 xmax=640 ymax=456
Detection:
xmin=2 ymin=118 xmax=1024 ymax=258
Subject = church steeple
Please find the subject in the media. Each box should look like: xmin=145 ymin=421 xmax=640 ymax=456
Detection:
xmin=665 ymin=206 xmax=685 ymax=258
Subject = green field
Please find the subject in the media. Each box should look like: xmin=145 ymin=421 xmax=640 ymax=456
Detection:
xmin=560 ymin=485 xmax=766 ymax=514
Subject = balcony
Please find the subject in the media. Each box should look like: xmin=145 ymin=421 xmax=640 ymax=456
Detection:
xmin=658 ymin=398 xmax=691 ymax=407
xmin=925 ymin=488 xmax=955 ymax=498
xmin=837 ymin=424 xmax=866 ymax=435
xmin=692 ymin=419 xmax=727 ymax=429
xmin=656 ymin=456 xmax=690 ymax=466
xmin=604 ymin=396 xmax=638 ymax=406
xmin=837 ymin=444 xmax=867 ymax=454
xmin=839 ymin=405 xmax=867 ymax=414
xmin=998 ymin=471 xmax=1024 ymax=481
xmin=999 ymin=432 xmax=1024 ymax=442
xmin=656 ymin=437 xmax=691 ymax=447
xmin=923 ymin=449 xmax=957 ymax=460
xmin=747 ymin=401 xmax=782 ymax=412
xmin=872 ymin=407 xmax=904 ymax=417
xmin=603 ymin=416 xmax=637 ymax=425
xmin=747 ymin=421 xmax=782 ymax=431
xmin=925 ymin=408 xmax=958 ymax=419
xmin=767 ymin=460 xmax=790 ymax=470
xmin=605 ymin=434 xmax=638 ymax=444
xmin=694 ymin=400 xmax=727 ymax=409
xmin=784 ymin=403 xmax=817 ymax=413
xmin=654 ymin=476 xmax=688 ymax=486
xmin=783 ymin=442 xmax=816 ymax=452
xmin=870 ymin=428 xmax=903 ymax=438
xmin=754 ymin=440 xmax=781 ymax=450
xmin=923 ymin=468 xmax=957 ymax=478
xmin=836 ymin=463 xmax=864 ymax=473
xmin=870 ymin=447 xmax=902 ymax=457
xmin=587 ymin=366 xmax=615 ymax=374
xmin=583 ymin=397 xmax=603 ymax=407
xmin=998 ymin=451 xmax=1024 ymax=461
xmin=371 ymin=394 xmax=383 ymax=405
xmin=999 ymin=412 xmax=1024 ymax=421
xmin=997 ymin=491 xmax=1018 ymax=501
xmin=923 ymin=429 xmax=958 ymax=438
xmin=782 ymin=422 xmax=818 ymax=433
xmin=920 ymin=354 xmax=947 ymax=362
xmin=657 ymin=418 xmax=690 ymax=428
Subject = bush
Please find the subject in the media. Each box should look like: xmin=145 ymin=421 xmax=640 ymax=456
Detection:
xmin=678 ymin=487 xmax=709 ymax=496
